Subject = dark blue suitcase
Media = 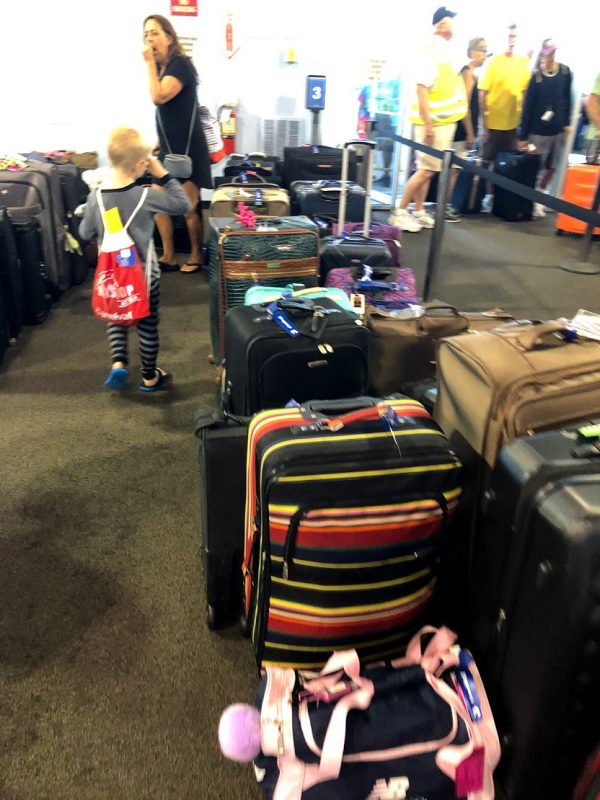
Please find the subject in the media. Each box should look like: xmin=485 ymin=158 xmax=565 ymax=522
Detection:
xmin=451 ymin=157 xmax=486 ymax=213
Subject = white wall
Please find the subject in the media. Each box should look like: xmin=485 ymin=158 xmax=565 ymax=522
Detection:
xmin=1 ymin=1 xmax=597 ymax=163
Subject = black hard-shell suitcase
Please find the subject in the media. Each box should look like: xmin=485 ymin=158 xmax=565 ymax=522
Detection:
xmin=10 ymin=213 xmax=52 ymax=324
xmin=467 ymin=426 xmax=600 ymax=800
xmin=289 ymin=179 xmax=366 ymax=221
xmin=492 ymin=151 xmax=541 ymax=221
xmin=282 ymin=145 xmax=357 ymax=188
xmin=0 ymin=209 xmax=24 ymax=342
xmin=222 ymin=295 xmax=371 ymax=416
xmin=194 ymin=408 xmax=248 ymax=630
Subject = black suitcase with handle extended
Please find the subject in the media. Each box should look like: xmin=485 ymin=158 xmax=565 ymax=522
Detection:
xmin=466 ymin=425 xmax=600 ymax=800
xmin=222 ymin=295 xmax=371 ymax=416
xmin=194 ymin=408 xmax=248 ymax=630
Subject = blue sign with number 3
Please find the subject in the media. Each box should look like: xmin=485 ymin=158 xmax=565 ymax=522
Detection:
xmin=306 ymin=75 xmax=326 ymax=111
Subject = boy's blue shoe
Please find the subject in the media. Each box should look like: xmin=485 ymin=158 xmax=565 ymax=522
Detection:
xmin=104 ymin=367 xmax=128 ymax=391
xmin=138 ymin=369 xmax=172 ymax=393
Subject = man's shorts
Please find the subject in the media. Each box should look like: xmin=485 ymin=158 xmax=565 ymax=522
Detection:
xmin=414 ymin=122 xmax=457 ymax=172
xmin=482 ymin=129 xmax=518 ymax=164
xmin=529 ymin=133 xmax=565 ymax=170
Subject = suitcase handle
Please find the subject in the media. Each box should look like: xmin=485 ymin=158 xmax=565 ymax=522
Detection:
xmin=339 ymin=140 xmax=377 ymax=234
xmin=302 ymin=397 xmax=379 ymax=416
xmin=513 ymin=321 xmax=570 ymax=350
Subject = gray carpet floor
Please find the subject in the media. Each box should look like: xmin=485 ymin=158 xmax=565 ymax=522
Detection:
xmin=1 ymin=210 xmax=599 ymax=799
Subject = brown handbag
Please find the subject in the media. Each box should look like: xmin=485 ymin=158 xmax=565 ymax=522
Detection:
xmin=366 ymin=302 xmax=514 ymax=396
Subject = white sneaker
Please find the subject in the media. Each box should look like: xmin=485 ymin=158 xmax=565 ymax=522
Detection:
xmin=391 ymin=208 xmax=422 ymax=233
xmin=482 ymin=194 xmax=493 ymax=213
xmin=533 ymin=202 xmax=546 ymax=218
xmin=413 ymin=209 xmax=435 ymax=229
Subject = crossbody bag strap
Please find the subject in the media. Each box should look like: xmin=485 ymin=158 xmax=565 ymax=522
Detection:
xmin=157 ymin=103 xmax=196 ymax=157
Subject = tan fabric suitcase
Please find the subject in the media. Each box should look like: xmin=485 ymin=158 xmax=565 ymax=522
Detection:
xmin=434 ymin=321 xmax=600 ymax=474
xmin=367 ymin=303 xmax=514 ymax=396
xmin=210 ymin=182 xmax=290 ymax=218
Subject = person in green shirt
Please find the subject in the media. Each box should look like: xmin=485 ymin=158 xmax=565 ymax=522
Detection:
xmin=585 ymin=72 xmax=600 ymax=164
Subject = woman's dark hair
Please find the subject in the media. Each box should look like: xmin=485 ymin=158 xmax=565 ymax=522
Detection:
xmin=144 ymin=14 xmax=198 ymax=83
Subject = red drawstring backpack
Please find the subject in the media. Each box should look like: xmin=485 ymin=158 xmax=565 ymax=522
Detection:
xmin=91 ymin=188 xmax=152 ymax=326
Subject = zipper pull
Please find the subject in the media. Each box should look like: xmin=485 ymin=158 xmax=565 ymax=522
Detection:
xmin=277 ymin=720 xmax=285 ymax=755
xmin=311 ymin=306 xmax=325 ymax=333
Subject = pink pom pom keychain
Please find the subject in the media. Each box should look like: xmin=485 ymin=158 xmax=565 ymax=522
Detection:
xmin=218 ymin=703 xmax=262 ymax=762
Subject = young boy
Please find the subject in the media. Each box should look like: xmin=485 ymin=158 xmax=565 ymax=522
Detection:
xmin=79 ymin=127 xmax=191 ymax=391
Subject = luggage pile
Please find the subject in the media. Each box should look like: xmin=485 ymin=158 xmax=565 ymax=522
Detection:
xmin=197 ymin=140 xmax=600 ymax=800
xmin=0 ymin=151 xmax=95 ymax=366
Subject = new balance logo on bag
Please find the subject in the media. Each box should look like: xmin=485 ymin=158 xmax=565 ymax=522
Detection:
xmin=367 ymin=776 xmax=410 ymax=799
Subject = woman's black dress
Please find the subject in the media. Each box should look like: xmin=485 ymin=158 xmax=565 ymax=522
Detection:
xmin=156 ymin=54 xmax=213 ymax=190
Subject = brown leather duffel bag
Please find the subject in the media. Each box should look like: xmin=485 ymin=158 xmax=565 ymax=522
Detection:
xmin=366 ymin=303 xmax=514 ymax=396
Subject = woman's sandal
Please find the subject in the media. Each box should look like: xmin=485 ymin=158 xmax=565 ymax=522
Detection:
xmin=138 ymin=368 xmax=172 ymax=393
xmin=180 ymin=262 xmax=201 ymax=274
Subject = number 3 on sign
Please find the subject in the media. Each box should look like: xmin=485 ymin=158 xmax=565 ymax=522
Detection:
xmin=306 ymin=75 xmax=326 ymax=111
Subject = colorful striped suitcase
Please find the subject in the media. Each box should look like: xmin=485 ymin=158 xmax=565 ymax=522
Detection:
xmin=243 ymin=396 xmax=462 ymax=670
xmin=208 ymin=216 xmax=320 ymax=363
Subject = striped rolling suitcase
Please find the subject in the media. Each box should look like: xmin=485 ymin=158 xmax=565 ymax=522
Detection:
xmin=208 ymin=216 xmax=319 ymax=363
xmin=209 ymin=178 xmax=290 ymax=218
xmin=243 ymin=396 xmax=462 ymax=670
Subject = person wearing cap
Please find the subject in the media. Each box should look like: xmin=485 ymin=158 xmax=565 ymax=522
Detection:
xmin=518 ymin=39 xmax=573 ymax=217
xmin=390 ymin=6 xmax=467 ymax=233
xmin=585 ymin=72 xmax=600 ymax=164
xmin=478 ymin=24 xmax=531 ymax=209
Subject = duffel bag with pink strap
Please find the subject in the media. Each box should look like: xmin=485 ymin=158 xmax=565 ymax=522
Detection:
xmin=219 ymin=626 xmax=500 ymax=799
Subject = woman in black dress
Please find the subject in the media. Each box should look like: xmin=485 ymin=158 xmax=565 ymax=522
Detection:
xmin=143 ymin=14 xmax=212 ymax=273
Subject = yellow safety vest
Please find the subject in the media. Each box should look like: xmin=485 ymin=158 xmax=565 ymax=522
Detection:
xmin=410 ymin=59 xmax=467 ymax=126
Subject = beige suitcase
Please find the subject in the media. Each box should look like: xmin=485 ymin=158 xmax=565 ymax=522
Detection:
xmin=434 ymin=321 xmax=600 ymax=475
xmin=209 ymin=181 xmax=290 ymax=218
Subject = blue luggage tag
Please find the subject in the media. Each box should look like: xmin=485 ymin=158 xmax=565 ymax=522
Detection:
xmin=267 ymin=301 xmax=300 ymax=337
xmin=452 ymin=650 xmax=483 ymax=723
xmin=254 ymin=188 xmax=264 ymax=208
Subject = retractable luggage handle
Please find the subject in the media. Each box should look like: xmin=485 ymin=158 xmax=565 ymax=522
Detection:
xmin=339 ymin=139 xmax=377 ymax=236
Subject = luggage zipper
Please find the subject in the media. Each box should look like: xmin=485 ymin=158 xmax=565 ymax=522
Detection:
xmin=281 ymin=492 xmax=449 ymax=581
xmin=499 ymin=368 xmax=600 ymax=441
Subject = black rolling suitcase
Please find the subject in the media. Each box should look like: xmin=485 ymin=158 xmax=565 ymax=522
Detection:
xmin=0 ymin=209 xmax=24 ymax=343
xmin=282 ymin=144 xmax=357 ymax=188
xmin=467 ymin=425 xmax=600 ymax=800
xmin=492 ymin=151 xmax=541 ymax=221
xmin=289 ymin=179 xmax=366 ymax=222
xmin=222 ymin=295 xmax=371 ymax=416
xmin=194 ymin=409 xmax=248 ymax=629
xmin=222 ymin=152 xmax=282 ymax=184
xmin=10 ymin=212 xmax=52 ymax=324
xmin=320 ymin=140 xmax=393 ymax=284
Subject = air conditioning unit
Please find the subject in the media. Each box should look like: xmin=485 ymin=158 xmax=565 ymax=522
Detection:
xmin=260 ymin=118 xmax=306 ymax=158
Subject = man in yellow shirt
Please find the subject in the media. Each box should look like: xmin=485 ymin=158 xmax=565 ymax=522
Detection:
xmin=478 ymin=24 xmax=531 ymax=207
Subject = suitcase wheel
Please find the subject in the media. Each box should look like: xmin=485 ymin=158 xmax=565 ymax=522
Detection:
xmin=206 ymin=604 xmax=218 ymax=630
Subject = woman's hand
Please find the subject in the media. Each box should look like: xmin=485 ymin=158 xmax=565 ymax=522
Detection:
xmin=142 ymin=44 xmax=155 ymax=64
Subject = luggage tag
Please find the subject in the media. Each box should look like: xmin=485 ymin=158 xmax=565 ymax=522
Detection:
xmin=452 ymin=650 xmax=483 ymax=723
xmin=267 ymin=301 xmax=300 ymax=337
